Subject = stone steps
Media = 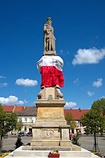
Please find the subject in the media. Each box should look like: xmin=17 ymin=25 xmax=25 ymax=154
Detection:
xmin=5 ymin=146 xmax=100 ymax=158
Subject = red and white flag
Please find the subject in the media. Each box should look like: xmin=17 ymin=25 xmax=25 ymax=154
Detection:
xmin=37 ymin=56 xmax=64 ymax=87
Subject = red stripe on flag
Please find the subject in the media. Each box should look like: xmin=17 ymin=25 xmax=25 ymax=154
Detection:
xmin=40 ymin=66 xmax=64 ymax=87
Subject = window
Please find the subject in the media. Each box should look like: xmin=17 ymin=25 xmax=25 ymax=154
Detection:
xmin=25 ymin=117 xmax=27 ymax=122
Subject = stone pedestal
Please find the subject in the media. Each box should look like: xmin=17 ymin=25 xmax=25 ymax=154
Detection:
xmin=7 ymin=87 xmax=98 ymax=157
xmin=30 ymin=87 xmax=80 ymax=151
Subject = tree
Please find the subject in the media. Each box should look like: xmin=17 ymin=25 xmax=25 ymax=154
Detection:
xmin=65 ymin=111 xmax=77 ymax=133
xmin=91 ymin=98 xmax=105 ymax=135
xmin=81 ymin=107 xmax=105 ymax=152
xmin=16 ymin=120 xmax=23 ymax=132
xmin=0 ymin=104 xmax=17 ymax=151
xmin=92 ymin=98 xmax=105 ymax=116
xmin=72 ymin=134 xmax=80 ymax=146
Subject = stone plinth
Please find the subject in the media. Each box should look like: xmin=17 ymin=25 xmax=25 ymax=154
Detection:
xmin=31 ymin=124 xmax=71 ymax=147
xmin=35 ymin=99 xmax=67 ymax=126
xmin=30 ymin=87 xmax=74 ymax=148
xmin=30 ymin=87 xmax=80 ymax=151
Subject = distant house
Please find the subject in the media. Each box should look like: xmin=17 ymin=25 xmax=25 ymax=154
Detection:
xmin=17 ymin=106 xmax=37 ymax=132
xmin=2 ymin=105 xmax=37 ymax=134
xmin=2 ymin=105 xmax=89 ymax=134
xmin=64 ymin=108 xmax=89 ymax=134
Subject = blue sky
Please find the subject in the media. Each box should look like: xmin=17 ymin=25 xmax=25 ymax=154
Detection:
xmin=0 ymin=0 xmax=105 ymax=109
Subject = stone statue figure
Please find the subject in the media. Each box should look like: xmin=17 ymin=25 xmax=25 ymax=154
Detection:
xmin=44 ymin=17 xmax=56 ymax=55
xmin=37 ymin=17 xmax=63 ymax=99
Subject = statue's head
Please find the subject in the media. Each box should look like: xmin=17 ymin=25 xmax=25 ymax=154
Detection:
xmin=47 ymin=17 xmax=52 ymax=25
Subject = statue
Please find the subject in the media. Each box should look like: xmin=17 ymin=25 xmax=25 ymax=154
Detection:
xmin=37 ymin=18 xmax=64 ymax=99
xmin=44 ymin=17 xmax=56 ymax=55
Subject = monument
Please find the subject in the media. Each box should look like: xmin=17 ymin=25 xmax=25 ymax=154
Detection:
xmin=30 ymin=17 xmax=80 ymax=150
xmin=7 ymin=18 xmax=98 ymax=158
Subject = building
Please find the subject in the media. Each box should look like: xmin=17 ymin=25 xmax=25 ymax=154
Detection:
xmin=2 ymin=105 xmax=37 ymax=134
xmin=2 ymin=105 xmax=89 ymax=134
xmin=17 ymin=106 xmax=37 ymax=133
xmin=64 ymin=108 xmax=89 ymax=134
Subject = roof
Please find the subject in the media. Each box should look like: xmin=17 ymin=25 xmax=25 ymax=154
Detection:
xmin=3 ymin=105 xmax=25 ymax=113
xmin=2 ymin=105 xmax=89 ymax=119
xmin=17 ymin=106 xmax=37 ymax=116
xmin=64 ymin=109 xmax=89 ymax=120
xmin=3 ymin=105 xmax=15 ymax=112
xmin=14 ymin=106 xmax=24 ymax=112
xmin=2 ymin=105 xmax=37 ymax=116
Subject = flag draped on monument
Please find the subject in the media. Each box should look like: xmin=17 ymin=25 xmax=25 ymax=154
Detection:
xmin=37 ymin=56 xmax=64 ymax=87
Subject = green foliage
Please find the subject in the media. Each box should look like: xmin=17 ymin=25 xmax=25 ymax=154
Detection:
xmin=5 ymin=113 xmax=17 ymax=133
xmin=81 ymin=109 xmax=105 ymax=134
xmin=92 ymin=98 xmax=105 ymax=116
xmin=71 ymin=135 xmax=80 ymax=146
xmin=0 ymin=104 xmax=17 ymax=137
xmin=65 ymin=111 xmax=77 ymax=130
xmin=81 ymin=98 xmax=105 ymax=135
xmin=16 ymin=120 xmax=23 ymax=131
xmin=0 ymin=104 xmax=6 ymax=137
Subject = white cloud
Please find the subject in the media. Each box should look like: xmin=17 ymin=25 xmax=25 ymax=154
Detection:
xmin=0 ymin=82 xmax=8 ymax=87
xmin=17 ymin=100 xmax=27 ymax=105
xmin=15 ymin=78 xmax=38 ymax=87
xmin=101 ymin=96 xmax=105 ymax=99
xmin=93 ymin=78 xmax=103 ymax=88
xmin=72 ymin=48 xmax=105 ymax=65
xmin=0 ymin=95 xmax=27 ymax=105
xmin=0 ymin=76 xmax=6 ymax=79
xmin=73 ymin=78 xmax=79 ymax=86
xmin=65 ymin=101 xmax=77 ymax=108
xmin=0 ymin=96 xmax=18 ymax=105
xmin=87 ymin=91 xmax=94 ymax=97
xmin=0 ymin=76 xmax=8 ymax=87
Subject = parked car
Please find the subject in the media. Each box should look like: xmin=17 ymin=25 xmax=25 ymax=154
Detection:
xmin=18 ymin=131 xmax=25 ymax=136
xmin=26 ymin=132 xmax=32 ymax=137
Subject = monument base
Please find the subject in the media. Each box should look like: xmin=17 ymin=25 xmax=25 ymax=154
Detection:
xmin=6 ymin=146 xmax=99 ymax=158
xmin=31 ymin=87 xmax=72 ymax=148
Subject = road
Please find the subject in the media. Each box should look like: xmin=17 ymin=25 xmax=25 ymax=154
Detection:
xmin=1 ymin=135 xmax=32 ymax=153
xmin=79 ymin=135 xmax=105 ymax=154
xmin=1 ymin=135 xmax=105 ymax=155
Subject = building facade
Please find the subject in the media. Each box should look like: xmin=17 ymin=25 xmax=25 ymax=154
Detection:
xmin=2 ymin=105 xmax=89 ymax=134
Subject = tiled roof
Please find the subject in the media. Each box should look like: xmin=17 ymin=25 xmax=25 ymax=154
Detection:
xmin=2 ymin=105 xmax=15 ymax=112
xmin=17 ymin=106 xmax=37 ymax=116
xmin=14 ymin=106 xmax=24 ymax=112
xmin=2 ymin=105 xmax=89 ymax=119
xmin=2 ymin=105 xmax=37 ymax=116
xmin=3 ymin=105 xmax=25 ymax=113
xmin=64 ymin=109 xmax=89 ymax=120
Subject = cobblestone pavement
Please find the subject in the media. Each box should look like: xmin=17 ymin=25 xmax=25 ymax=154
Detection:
xmin=79 ymin=135 xmax=105 ymax=155
xmin=1 ymin=135 xmax=32 ymax=153
xmin=1 ymin=135 xmax=105 ymax=155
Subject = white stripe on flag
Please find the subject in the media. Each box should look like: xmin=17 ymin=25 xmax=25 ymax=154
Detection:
xmin=37 ymin=56 xmax=64 ymax=71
